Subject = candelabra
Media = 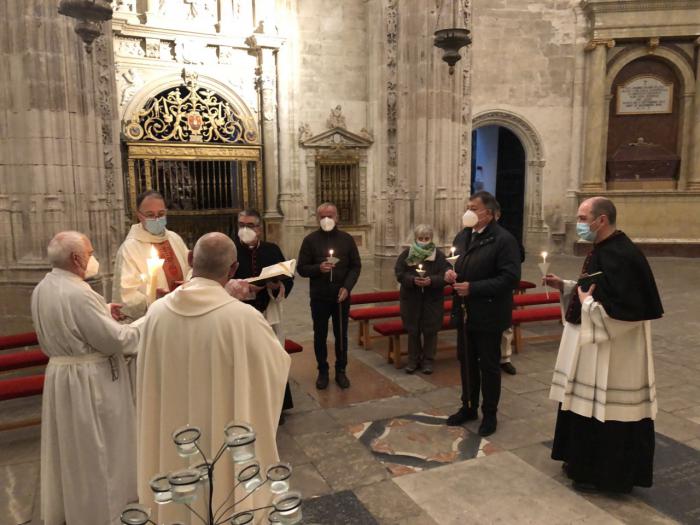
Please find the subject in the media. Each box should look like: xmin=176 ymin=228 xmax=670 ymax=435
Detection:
xmin=119 ymin=422 xmax=302 ymax=525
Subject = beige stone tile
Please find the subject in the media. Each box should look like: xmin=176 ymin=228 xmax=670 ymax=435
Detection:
xmin=283 ymin=409 xmax=341 ymax=436
xmin=655 ymin=410 xmax=700 ymax=442
xmin=288 ymin=464 xmax=332 ymax=499
xmin=354 ymin=479 xmax=427 ymax=524
xmin=326 ymin=395 xmax=431 ymax=426
xmin=671 ymin=404 xmax=700 ymax=425
xmin=394 ymin=453 xmax=620 ymax=524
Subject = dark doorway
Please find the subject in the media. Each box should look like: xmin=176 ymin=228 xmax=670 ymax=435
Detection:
xmin=472 ymin=125 xmax=526 ymax=246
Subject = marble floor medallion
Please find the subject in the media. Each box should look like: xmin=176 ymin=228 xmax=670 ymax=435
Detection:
xmin=349 ymin=411 xmax=499 ymax=476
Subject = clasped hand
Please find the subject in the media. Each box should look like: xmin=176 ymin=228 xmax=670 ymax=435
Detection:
xmin=414 ymin=276 xmax=431 ymax=287
xmin=452 ymin=281 xmax=470 ymax=297
xmin=320 ymin=261 xmax=335 ymax=273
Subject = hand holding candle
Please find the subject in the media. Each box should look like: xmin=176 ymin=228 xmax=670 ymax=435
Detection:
xmin=538 ymin=251 xmax=551 ymax=299
xmin=416 ymin=263 xmax=426 ymax=292
xmin=146 ymin=246 xmax=165 ymax=306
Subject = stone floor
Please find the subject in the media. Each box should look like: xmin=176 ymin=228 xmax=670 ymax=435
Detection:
xmin=1 ymin=254 xmax=700 ymax=524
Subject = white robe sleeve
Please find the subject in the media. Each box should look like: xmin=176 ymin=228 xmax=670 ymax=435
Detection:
xmin=73 ymin=289 xmax=140 ymax=356
xmin=115 ymin=243 xmax=149 ymax=318
xmin=580 ymin=296 xmax=643 ymax=344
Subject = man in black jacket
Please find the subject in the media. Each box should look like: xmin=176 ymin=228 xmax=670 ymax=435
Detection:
xmin=445 ymin=191 xmax=521 ymax=436
xmin=297 ymin=203 xmax=362 ymax=390
xmin=231 ymin=208 xmax=295 ymax=420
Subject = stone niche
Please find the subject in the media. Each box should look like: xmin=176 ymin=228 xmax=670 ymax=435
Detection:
xmin=299 ymin=111 xmax=373 ymax=256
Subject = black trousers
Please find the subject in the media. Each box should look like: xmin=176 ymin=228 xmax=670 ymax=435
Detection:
xmin=457 ymin=327 xmax=502 ymax=415
xmin=310 ymin=298 xmax=350 ymax=373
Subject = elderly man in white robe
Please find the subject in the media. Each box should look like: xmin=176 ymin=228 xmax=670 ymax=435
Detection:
xmin=545 ymin=197 xmax=663 ymax=494
xmin=113 ymin=189 xmax=190 ymax=320
xmin=136 ymin=232 xmax=291 ymax=523
xmin=31 ymin=231 xmax=139 ymax=525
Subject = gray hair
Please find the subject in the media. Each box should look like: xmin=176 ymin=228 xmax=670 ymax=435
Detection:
xmin=316 ymin=202 xmax=337 ymax=215
xmin=238 ymin=208 xmax=262 ymax=225
xmin=192 ymin=232 xmax=237 ymax=280
xmin=589 ymin=196 xmax=617 ymax=225
xmin=414 ymin=224 xmax=433 ymax=239
xmin=47 ymin=231 xmax=87 ymax=269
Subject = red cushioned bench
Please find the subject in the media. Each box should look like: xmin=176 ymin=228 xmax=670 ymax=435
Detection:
xmin=0 ymin=332 xmax=39 ymax=351
xmin=0 ymin=349 xmax=49 ymax=372
xmin=374 ymin=303 xmax=562 ymax=369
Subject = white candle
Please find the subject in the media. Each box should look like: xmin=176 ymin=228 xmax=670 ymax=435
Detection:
xmin=418 ymin=263 xmax=423 ymax=271
xmin=450 ymin=246 xmax=456 ymax=257
xmin=541 ymin=251 xmax=548 ymax=264
xmin=146 ymin=246 xmax=165 ymax=306
xmin=329 ymin=249 xmax=334 ymax=257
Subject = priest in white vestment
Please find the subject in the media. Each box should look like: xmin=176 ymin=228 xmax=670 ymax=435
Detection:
xmin=31 ymin=231 xmax=140 ymax=525
xmin=546 ymin=197 xmax=663 ymax=493
xmin=113 ymin=190 xmax=190 ymax=320
xmin=136 ymin=232 xmax=291 ymax=523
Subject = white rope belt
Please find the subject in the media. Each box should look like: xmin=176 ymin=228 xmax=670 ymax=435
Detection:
xmin=49 ymin=354 xmax=111 ymax=365
xmin=49 ymin=353 xmax=119 ymax=380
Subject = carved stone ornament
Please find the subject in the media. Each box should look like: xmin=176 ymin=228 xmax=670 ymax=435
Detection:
xmin=299 ymin=127 xmax=373 ymax=150
xmin=145 ymin=38 xmax=160 ymax=58
xmin=123 ymin=70 xmax=259 ymax=144
xmin=113 ymin=0 xmax=136 ymax=12
xmin=218 ymin=46 xmax=234 ymax=64
xmin=119 ymin=67 xmax=144 ymax=107
xmin=175 ymin=37 xmax=208 ymax=64
xmin=298 ymin=123 xmax=313 ymax=143
xmin=116 ymin=36 xmax=145 ymax=57
xmin=326 ymin=105 xmax=347 ymax=129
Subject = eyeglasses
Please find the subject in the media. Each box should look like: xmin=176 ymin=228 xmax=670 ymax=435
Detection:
xmin=138 ymin=210 xmax=167 ymax=219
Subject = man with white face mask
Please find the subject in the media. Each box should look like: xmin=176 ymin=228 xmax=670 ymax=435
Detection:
xmin=31 ymin=231 xmax=140 ymax=525
xmin=297 ymin=202 xmax=362 ymax=390
xmin=232 ymin=209 xmax=295 ymax=421
xmin=113 ymin=190 xmax=191 ymax=320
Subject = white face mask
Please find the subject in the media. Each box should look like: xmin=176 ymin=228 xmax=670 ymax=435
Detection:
xmin=237 ymin=227 xmax=257 ymax=244
xmin=320 ymin=217 xmax=336 ymax=232
xmin=462 ymin=210 xmax=478 ymax=228
xmin=84 ymin=255 xmax=99 ymax=279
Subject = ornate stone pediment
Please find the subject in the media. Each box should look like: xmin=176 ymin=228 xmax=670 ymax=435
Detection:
xmin=299 ymin=127 xmax=373 ymax=149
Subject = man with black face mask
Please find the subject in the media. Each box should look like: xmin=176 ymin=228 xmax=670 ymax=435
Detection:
xmin=297 ymin=202 xmax=362 ymax=390
xmin=545 ymin=196 xmax=663 ymax=494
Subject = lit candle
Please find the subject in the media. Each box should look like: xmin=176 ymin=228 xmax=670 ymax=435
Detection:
xmin=146 ymin=246 xmax=165 ymax=306
xmin=541 ymin=251 xmax=548 ymax=264
xmin=329 ymin=249 xmax=334 ymax=258
xmin=450 ymin=246 xmax=456 ymax=257
xmin=328 ymin=249 xmax=334 ymax=282
xmin=418 ymin=263 xmax=423 ymax=271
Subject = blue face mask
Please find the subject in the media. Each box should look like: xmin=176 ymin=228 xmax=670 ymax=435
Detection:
xmin=576 ymin=221 xmax=596 ymax=242
xmin=144 ymin=217 xmax=167 ymax=236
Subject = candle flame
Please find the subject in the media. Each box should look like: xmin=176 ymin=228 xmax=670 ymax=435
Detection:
xmin=541 ymin=251 xmax=548 ymax=259
xmin=150 ymin=246 xmax=158 ymax=259
xmin=419 ymin=264 xmax=423 ymax=270
xmin=329 ymin=249 xmax=334 ymax=255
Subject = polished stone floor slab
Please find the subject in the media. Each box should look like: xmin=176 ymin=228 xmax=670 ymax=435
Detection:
xmin=302 ymin=490 xmax=378 ymax=525
xmin=394 ymin=452 xmax=623 ymax=524
xmin=350 ymin=411 xmax=499 ymax=476
xmin=0 ymin=461 xmax=38 ymax=525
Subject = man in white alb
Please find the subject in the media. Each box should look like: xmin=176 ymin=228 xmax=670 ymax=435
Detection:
xmin=31 ymin=231 xmax=139 ymax=525
xmin=113 ymin=190 xmax=190 ymax=320
xmin=136 ymin=232 xmax=290 ymax=523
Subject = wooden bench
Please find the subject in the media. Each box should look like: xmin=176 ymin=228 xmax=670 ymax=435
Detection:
xmin=374 ymin=301 xmax=562 ymax=369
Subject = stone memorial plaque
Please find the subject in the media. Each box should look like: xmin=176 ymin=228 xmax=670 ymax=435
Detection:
xmin=617 ymin=75 xmax=673 ymax=115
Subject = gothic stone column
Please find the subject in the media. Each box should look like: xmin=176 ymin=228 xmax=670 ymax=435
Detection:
xmin=688 ymin=37 xmax=700 ymax=190
xmin=581 ymin=39 xmax=614 ymax=191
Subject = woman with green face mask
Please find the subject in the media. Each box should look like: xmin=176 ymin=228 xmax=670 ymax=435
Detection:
xmin=394 ymin=224 xmax=451 ymax=374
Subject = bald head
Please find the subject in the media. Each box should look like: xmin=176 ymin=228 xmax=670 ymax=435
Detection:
xmin=192 ymin=233 xmax=237 ymax=282
xmin=47 ymin=231 xmax=92 ymax=274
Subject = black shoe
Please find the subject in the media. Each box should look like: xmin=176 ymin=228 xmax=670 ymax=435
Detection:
xmin=500 ymin=362 xmax=517 ymax=375
xmin=335 ymin=371 xmax=350 ymax=389
xmin=422 ymin=366 xmax=433 ymax=375
xmin=405 ymin=365 xmax=417 ymax=374
xmin=572 ymin=481 xmax=598 ymax=493
xmin=478 ymin=415 xmax=497 ymax=437
xmin=446 ymin=407 xmax=478 ymax=426
xmin=316 ymin=372 xmax=329 ymax=390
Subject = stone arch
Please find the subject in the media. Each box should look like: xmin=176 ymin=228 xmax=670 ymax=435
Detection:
xmin=121 ymin=71 xmax=258 ymax=142
xmin=472 ymin=110 xmax=546 ymax=238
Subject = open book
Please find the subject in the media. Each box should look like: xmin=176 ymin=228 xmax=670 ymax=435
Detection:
xmin=245 ymin=259 xmax=297 ymax=285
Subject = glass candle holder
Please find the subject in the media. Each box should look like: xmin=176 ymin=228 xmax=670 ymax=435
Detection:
xmin=193 ymin=459 xmax=211 ymax=493
xmin=167 ymin=468 xmax=201 ymax=504
xmin=266 ymin=462 xmax=292 ymax=494
xmin=267 ymin=510 xmax=283 ymax=523
xmin=120 ymin=504 xmax=151 ymax=525
xmin=229 ymin=432 xmax=256 ymax=463
xmin=172 ymin=426 xmax=201 ymax=458
xmin=149 ymin=474 xmax=172 ymax=505
xmin=224 ymin=421 xmax=253 ymax=445
xmin=273 ymin=491 xmax=302 ymax=525
xmin=230 ymin=511 xmax=255 ymax=525
xmin=237 ymin=460 xmax=264 ymax=492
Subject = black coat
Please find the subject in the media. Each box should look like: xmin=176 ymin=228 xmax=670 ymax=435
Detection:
xmin=395 ymin=249 xmax=450 ymax=334
xmin=297 ymin=228 xmax=362 ymax=302
xmin=233 ymin=238 xmax=294 ymax=313
xmin=452 ymin=221 xmax=521 ymax=332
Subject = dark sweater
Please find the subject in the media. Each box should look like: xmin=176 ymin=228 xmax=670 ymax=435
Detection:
xmin=233 ymin=238 xmax=293 ymax=313
xmin=297 ymin=228 xmax=362 ymax=301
